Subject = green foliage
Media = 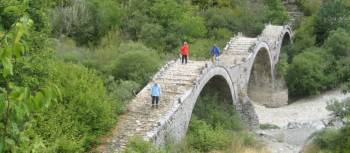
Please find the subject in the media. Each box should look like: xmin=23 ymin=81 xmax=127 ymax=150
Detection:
xmin=326 ymin=99 xmax=350 ymax=118
xmin=186 ymin=118 xmax=232 ymax=152
xmin=260 ymin=124 xmax=280 ymax=130
xmin=314 ymin=129 xmax=342 ymax=151
xmin=192 ymin=94 xmax=244 ymax=131
xmin=112 ymin=51 xmax=162 ymax=85
xmin=336 ymin=58 xmax=350 ymax=84
xmin=202 ymin=5 xmax=266 ymax=37
xmin=276 ymin=52 xmax=289 ymax=77
xmin=298 ymin=0 xmax=322 ymax=16
xmin=0 ymin=0 xmax=27 ymax=30
xmin=288 ymin=16 xmax=316 ymax=60
xmin=175 ymin=15 xmax=207 ymax=41
xmin=190 ymin=39 xmax=217 ymax=60
xmin=0 ymin=15 xmax=62 ymax=152
xmin=27 ymin=62 xmax=118 ymax=152
xmin=315 ymin=0 xmax=350 ymax=44
xmin=123 ymin=137 xmax=164 ymax=153
xmin=310 ymin=98 xmax=350 ymax=153
xmin=191 ymin=0 xmax=233 ymax=9
xmin=106 ymin=79 xmax=141 ymax=103
xmin=184 ymin=82 xmax=256 ymax=152
xmin=286 ymin=48 xmax=330 ymax=97
xmin=203 ymin=7 xmax=238 ymax=34
xmin=283 ymin=1 xmax=350 ymax=97
xmin=324 ymin=28 xmax=350 ymax=58
xmin=139 ymin=23 xmax=166 ymax=50
xmin=311 ymin=124 xmax=350 ymax=153
xmin=52 ymin=0 xmax=123 ymax=45
xmin=265 ymin=0 xmax=289 ymax=24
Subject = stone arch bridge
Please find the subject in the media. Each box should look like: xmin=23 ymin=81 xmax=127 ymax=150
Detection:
xmin=99 ymin=24 xmax=293 ymax=152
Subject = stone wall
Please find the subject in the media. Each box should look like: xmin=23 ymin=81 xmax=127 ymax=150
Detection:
xmin=148 ymin=65 xmax=257 ymax=146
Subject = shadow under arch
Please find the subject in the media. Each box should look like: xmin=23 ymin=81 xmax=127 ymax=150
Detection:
xmin=276 ymin=30 xmax=293 ymax=62
xmin=189 ymin=75 xmax=240 ymax=129
xmin=247 ymin=46 xmax=274 ymax=106
xmin=281 ymin=31 xmax=292 ymax=47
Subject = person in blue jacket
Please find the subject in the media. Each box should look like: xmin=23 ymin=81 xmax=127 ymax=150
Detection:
xmin=150 ymin=81 xmax=161 ymax=108
xmin=210 ymin=44 xmax=220 ymax=64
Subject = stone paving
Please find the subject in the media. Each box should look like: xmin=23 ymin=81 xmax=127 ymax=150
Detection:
xmin=100 ymin=60 xmax=207 ymax=152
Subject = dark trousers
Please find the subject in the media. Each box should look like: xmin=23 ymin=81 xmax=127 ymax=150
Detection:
xmin=152 ymin=96 xmax=159 ymax=105
xmin=181 ymin=55 xmax=188 ymax=64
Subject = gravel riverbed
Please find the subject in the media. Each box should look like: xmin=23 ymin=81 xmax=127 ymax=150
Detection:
xmin=254 ymin=90 xmax=350 ymax=153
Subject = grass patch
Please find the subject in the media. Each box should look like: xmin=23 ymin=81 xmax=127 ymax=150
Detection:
xmin=260 ymin=124 xmax=280 ymax=130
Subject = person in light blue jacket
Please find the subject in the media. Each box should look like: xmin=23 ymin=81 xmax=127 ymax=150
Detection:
xmin=150 ymin=81 xmax=161 ymax=108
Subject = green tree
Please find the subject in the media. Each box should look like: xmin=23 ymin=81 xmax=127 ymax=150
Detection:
xmin=265 ymin=0 xmax=289 ymax=24
xmin=139 ymin=23 xmax=165 ymax=50
xmin=112 ymin=51 xmax=162 ymax=85
xmin=27 ymin=62 xmax=117 ymax=152
xmin=51 ymin=0 xmax=123 ymax=45
xmin=0 ymin=16 xmax=61 ymax=152
xmin=174 ymin=15 xmax=207 ymax=41
xmin=298 ymin=0 xmax=322 ymax=16
xmin=286 ymin=16 xmax=316 ymax=62
xmin=286 ymin=48 xmax=329 ymax=97
xmin=324 ymin=28 xmax=350 ymax=58
xmin=315 ymin=0 xmax=350 ymax=44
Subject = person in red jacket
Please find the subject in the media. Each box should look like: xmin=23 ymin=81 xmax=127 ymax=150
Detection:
xmin=180 ymin=41 xmax=189 ymax=64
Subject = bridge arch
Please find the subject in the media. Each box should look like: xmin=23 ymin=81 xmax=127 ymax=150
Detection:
xmin=281 ymin=31 xmax=292 ymax=47
xmin=275 ymin=27 xmax=293 ymax=62
xmin=247 ymin=42 xmax=274 ymax=106
xmin=152 ymin=65 xmax=247 ymax=146
xmin=101 ymin=24 xmax=295 ymax=152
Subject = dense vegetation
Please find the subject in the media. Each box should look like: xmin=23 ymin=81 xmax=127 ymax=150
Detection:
xmin=276 ymin=0 xmax=350 ymax=152
xmin=0 ymin=0 xmax=290 ymax=152
xmin=278 ymin=0 xmax=350 ymax=98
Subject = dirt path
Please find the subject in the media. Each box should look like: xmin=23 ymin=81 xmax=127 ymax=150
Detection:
xmin=254 ymin=90 xmax=350 ymax=153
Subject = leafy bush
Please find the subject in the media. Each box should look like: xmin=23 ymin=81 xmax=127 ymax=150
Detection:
xmin=313 ymin=129 xmax=342 ymax=152
xmin=327 ymin=99 xmax=350 ymax=118
xmin=314 ymin=0 xmax=350 ymax=44
xmin=286 ymin=48 xmax=331 ymax=97
xmin=187 ymin=118 xmax=232 ymax=152
xmin=298 ymin=0 xmax=322 ymax=16
xmin=324 ymin=28 xmax=350 ymax=58
xmin=51 ymin=0 xmax=123 ymax=45
xmin=192 ymin=94 xmax=244 ymax=131
xmin=286 ymin=16 xmax=316 ymax=61
xmin=26 ymin=61 xmax=118 ymax=152
xmin=185 ymin=82 xmax=256 ymax=152
xmin=111 ymin=51 xmax=162 ymax=85
xmin=265 ymin=0 xmax=289 ymax=24
xmin=286 ymin=48 xmax=327 ymax=96
xmin=189 ymin=39 xmax=217 ymax=60
xmin=260 ymin=124 xmax=280 ymax=130
xmin=106 ymin=79 xmax=141 ymax=103
xmin=309 ymin=98 xmax=350 ymax=153
xmin=123 ymin=137 xmax=164 ymax=153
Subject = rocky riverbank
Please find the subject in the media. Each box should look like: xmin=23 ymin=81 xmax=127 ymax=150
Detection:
xmin=254 ymin=90 xmax=350 ymax=153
